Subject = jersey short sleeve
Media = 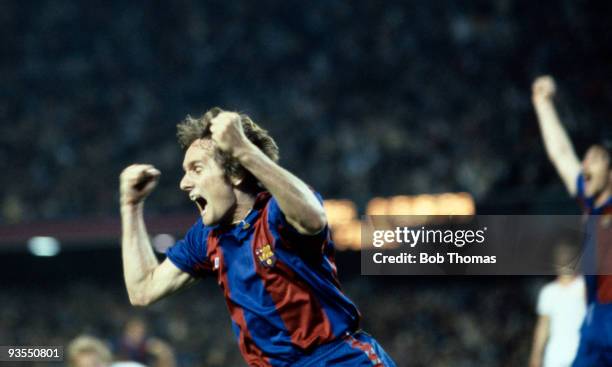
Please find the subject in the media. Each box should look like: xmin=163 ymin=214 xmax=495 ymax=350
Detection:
xmin=536 ymin=284 xmax=553 ymax=316
xmin=266 ymin=192 xmax=329 ymax=252
xmin=165 ymin=219 xmax=212 ymax=277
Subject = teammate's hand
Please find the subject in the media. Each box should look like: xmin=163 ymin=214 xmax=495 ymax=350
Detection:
xmin=120 ymin=164 xmax=161 ymax=206
xmin=532 ymin=75 xmax=556 ymax=102
xmin=209 ymin=111 xmax=252 ymax=157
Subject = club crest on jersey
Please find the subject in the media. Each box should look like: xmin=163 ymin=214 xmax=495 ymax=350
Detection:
xmin=256 ymin=243 xmax=276 ymax=267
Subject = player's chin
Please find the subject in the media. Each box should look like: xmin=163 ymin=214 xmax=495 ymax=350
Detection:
xmin=201 ymin=209 xmax=220 ymax=226
xmin=584 ymin=184 xmax=601 ymax=198
xmin=201 ymin=212 xmax=213 ymax=226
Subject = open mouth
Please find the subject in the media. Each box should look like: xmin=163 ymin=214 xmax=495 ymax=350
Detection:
xmin=191 ymin=195 xmax=207 ymax=215
xmin=584 ymin=173 xmax=592 ymax=184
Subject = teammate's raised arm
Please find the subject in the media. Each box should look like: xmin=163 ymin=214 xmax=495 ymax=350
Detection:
xmin=209 ymin=112 xmax=327 ymax=235
xmin=531 ymin=75 xmax=581 ymax=196
xmin=120 ymin=164 xmax=195 ymax=306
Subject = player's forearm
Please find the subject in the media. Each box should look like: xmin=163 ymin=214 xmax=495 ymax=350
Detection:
xmin=528 ymin=319 xmax=549 ymax=367
xmin=235 ymin=143 xmax=326 ymax=234
xmin=121 ymin=203 xmax=160 ymax=305
xmin=528 ymin=345 xmax=544 ymax=367
xmin=533 ymin=98 xmax=577 ymax=162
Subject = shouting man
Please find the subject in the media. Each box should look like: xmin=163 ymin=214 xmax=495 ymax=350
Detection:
xmin=532 ymin=76 xmax=612 ymax=366
xmin=119 ymin=107 xmax=396 ymax=367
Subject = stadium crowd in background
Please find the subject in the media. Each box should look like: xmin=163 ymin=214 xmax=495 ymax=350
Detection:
xmin=1 ymin=0 xmax=610 ymax=224
xmin=0 ymin=277 xmax=537 ymax=367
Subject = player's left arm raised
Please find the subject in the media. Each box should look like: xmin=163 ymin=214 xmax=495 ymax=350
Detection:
xmin=209 ymin=112 xmax=327 ymax=235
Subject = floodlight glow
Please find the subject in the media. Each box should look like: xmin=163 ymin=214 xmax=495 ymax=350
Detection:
xmin=153 ymin=233 xmax=175 ymax=253
xmin=27 ymin=236 xmax=61 ymax=257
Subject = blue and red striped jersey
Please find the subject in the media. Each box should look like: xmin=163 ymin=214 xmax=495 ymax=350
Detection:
xmin=576 ymin=173 xmax=612 ymax=304
xmin=166 ymin=191 xmax=361 ymax=366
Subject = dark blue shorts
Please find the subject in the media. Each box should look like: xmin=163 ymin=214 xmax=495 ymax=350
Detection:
xmin=573 ymin=304 xmax=612 ymax=367
xmin=293 ymin=330 xmax=397 ymax=367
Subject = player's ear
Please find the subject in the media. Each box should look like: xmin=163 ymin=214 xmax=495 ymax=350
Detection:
xmin=230 ymin=170 xmax=260 ymax=192
xmin=230 ymin=175 xmax=244 ymax=186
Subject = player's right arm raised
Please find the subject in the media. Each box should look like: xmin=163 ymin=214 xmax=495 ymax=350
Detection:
xmin=532 ymin=75 xmax=581 ymax=196
xmin=120 ymin=164 xmax=196 ymax=306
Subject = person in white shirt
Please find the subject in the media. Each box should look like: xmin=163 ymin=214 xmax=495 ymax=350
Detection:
xmin=529 ymin=242 xmax=586 ymax=367
xmin=67 ymin=335 xmax=174 ymax=367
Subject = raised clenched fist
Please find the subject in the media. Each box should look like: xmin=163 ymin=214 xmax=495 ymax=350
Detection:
xmin=532 ymin=75 xmax=556 ymax=102
xmin=120 ymin=164 xmax=161 ymax=206
xmin=209 ymin=111 xmax=250 ymax=157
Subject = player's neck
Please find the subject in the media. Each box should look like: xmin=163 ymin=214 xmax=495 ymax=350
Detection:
xmin=231 ymin=190 xmax=257 ymax=224
xmin=594 ymin=182 xmax=612 ymax=207
xmin=556 ymin=274 xmax=577 ymax=285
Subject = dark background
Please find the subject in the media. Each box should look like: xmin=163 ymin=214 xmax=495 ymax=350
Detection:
xmin=1 ymin=0 xmax=611 ymax=366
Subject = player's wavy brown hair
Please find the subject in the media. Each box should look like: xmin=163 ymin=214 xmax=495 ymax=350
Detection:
xmin=176 ymin=107 xmax=279 ymax=187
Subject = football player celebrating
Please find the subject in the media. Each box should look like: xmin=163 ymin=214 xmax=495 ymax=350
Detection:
xmin=119 ymin=107 xmax=396 ymax=367
xmin=532 ymin=75 xmax=612 ymax=366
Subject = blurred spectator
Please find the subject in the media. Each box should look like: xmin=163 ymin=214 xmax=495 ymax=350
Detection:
xmin=67 ymin=335 xmax=146 ymax=367
xmin=68 ymin=335 xmax=114 ymax=367
xmin=114 ymin=317 xmax=148 ymax=363
xmin=114 ymin=317 xmax=177 ymax=367
xmin=528 ymin=242 xmax=586 ymax=367
xmin=68 ymin=332 xmax=175 ymax=367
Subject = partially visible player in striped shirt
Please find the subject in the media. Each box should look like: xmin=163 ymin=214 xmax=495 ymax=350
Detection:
xmin=532 ymin=76 xmax=612 ymax=367
xmin=119 ymin=107 xmax=396 ymax=367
